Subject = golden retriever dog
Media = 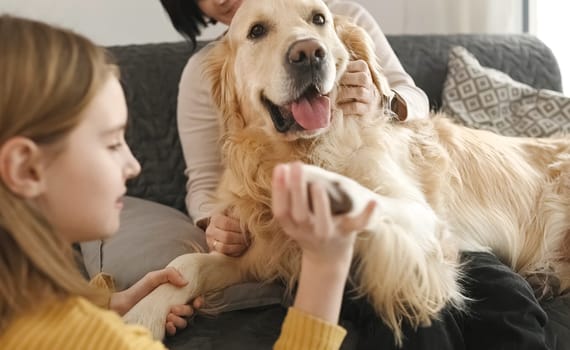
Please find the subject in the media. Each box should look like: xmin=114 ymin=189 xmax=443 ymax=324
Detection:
xmin=124 ymin=0 xmax=570 ymax=344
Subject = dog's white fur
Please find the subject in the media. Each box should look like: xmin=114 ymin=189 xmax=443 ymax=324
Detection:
xmin=124 ymin=0 xmax=570 ymax=344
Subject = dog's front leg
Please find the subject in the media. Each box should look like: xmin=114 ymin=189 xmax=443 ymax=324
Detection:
xmin=123 ymin=252 xmax=246 ymax=340
xmin=303 ymin=164 xmax=463 ymax=345
xmin=302 ymin=163 xmax=443 ymax=243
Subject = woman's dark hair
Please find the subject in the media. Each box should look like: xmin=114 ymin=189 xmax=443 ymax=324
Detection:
xmin=160 ymin=0 xmax=213 ymax=49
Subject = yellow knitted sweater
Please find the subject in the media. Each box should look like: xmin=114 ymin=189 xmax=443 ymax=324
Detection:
xmin=0 ymin=278 xmax=346 ymax=350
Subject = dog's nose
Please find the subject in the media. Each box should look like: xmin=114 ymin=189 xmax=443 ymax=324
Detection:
xmin=287 ymin=39 xmax=326 ymax=67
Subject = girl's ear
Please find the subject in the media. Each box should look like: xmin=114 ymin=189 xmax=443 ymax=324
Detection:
xmin=0 ymin=137 xmax=46 ymax=198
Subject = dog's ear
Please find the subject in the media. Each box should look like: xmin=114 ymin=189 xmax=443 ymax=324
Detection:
xmin=333 ymin=15 xmax=394 ymax=109
xmin=202 ymin=37 xmax=247 ymax=133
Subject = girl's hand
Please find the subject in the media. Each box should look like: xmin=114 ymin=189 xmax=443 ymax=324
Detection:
xmin=165 ymin=297 xmax=204 ymax=336
xmin=109 ymin=267 xmax=190 ymax=316
xmin=337 ymin=59 xmax=379 ymax=117
xmin=109 ymin=267 xmax=203 ymax=335
xmin=205 ymin=213 xmax=250 ymax=257
xmin=271 ymin=162 xmax=376 ymax=264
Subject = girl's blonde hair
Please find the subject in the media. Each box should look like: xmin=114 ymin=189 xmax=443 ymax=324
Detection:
xmin=0 ymin=15 xmax=116 ymax=331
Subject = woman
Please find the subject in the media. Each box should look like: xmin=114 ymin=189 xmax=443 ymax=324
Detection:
xmin=160 ymin=0 xmax=430 ymax=255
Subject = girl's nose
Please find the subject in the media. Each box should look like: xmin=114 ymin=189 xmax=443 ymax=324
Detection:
xmin=124 ymin=147 xmax=141 ymax=180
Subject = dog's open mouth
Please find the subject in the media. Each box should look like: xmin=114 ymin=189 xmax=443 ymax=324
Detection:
xmin=262 ymin=85 xmax=331 ymax=134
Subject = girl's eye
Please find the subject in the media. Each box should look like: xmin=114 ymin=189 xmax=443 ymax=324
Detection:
xmin=312 ymin=13 xmax=326 ymax=25
xmin=248 ymin=24 xmax=267 ymax=39
xmin=108 ymin=142 xmax=123 ymax=151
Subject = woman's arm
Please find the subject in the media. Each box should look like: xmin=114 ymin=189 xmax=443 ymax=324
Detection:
xmin=328 ymin=0 xmax=430 ymax=120
xmin=177 ymin=46 xmax=249 ymax=256
xmin=177 ymin=46 xmax=222 ymax=226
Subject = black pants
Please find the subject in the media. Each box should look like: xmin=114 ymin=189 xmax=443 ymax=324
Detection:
xmin=340 ymin=252 xmax=550 ymax=350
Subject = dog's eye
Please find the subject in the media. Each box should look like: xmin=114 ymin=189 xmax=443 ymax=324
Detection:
xmin=248 ymin=24 xmax=266 ymax=39
xmin=312 ymin=13 xmax=326 ymax=25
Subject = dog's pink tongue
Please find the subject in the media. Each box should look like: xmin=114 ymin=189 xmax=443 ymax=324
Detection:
xmin=291 ymin=96 xmax=331 ymax=130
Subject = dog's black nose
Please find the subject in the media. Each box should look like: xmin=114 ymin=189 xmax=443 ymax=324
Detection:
xmin=287 ymin=39 xmax=326 ymax=67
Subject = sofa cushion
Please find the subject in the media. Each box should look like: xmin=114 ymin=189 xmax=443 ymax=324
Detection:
xmin=441 ymin=46 xmax=570 ymax=137
xmin=80 ymin=196 xmax=285 ymax=311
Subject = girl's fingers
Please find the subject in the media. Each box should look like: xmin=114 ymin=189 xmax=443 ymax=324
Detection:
xmin=171 ymin=304 xmax=194 ymax=317
xmin=166 ymin=321 xmax=177 ymax=336
xmin=193 ymin=296 xmax=204 ymax=309
xmin=166 ymin=312 xmax=188 ymax=330
xmin=290 ymin=162 xmax=309 ymax=223
xmin=311 ymin=182 xmax=333 ymax=235
xmin=272 ymin=164 xmax=292 ymax=222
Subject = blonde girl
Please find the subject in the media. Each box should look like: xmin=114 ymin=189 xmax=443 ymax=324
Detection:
xmin=0 ymin=14 xmax=196 ymax=348
xmin=0 ymin=15 xmax=374 ymax=350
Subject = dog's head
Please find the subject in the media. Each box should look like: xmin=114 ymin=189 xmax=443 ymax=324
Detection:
xmin=205 ymin=0 xmax=390 ymax=141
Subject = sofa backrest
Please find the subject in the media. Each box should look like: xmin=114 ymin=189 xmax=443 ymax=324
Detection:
xmin=107 ymin=34 xmax=562 ymax=214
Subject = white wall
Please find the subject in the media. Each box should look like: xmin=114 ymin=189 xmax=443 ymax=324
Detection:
xmin=355 ymin=0 xmax=523 ymax=35
xmin=0 ymin=0 xmax=182 ymax=46
xmin=532 ymin=0 xmax=570 ymax=92
xmin=0 ymin=0 xmax=523 ymax=46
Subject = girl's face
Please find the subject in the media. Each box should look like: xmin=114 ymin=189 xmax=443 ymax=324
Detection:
xmin=198 ymin=0 xmax=244 ymax=25
xmin=36 ymin=76 xmax=140 ymax=243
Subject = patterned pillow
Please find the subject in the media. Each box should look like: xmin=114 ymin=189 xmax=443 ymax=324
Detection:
xmin=441 ymin=46 xmax=570 ymax=137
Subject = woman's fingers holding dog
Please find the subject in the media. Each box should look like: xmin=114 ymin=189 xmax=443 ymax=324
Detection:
xmin=206 ymin=213 xmax=249 ymax=256
xmin=338 ymin=59 xmax=379 ymax=116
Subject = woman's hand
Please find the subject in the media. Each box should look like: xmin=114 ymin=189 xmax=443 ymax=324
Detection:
xmin=205 ymin=213 xmax=250 ymax=257
xmin=337 ymin=59 xmax=379 ymax=117
xmin=271 ymin=162 xmax=376 ymax=264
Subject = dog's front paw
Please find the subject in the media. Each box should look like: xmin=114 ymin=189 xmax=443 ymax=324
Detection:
xmin=302 ymin=164 xmax=372 ymax=216
xmin=310 ymin=179 xmax=353 ymax=215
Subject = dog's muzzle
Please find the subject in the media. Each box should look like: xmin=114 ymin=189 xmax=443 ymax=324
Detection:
xmin=261 ymin=39 xmax=332 ymax=135
xmin=286 ymin=38 xmax=328 ymax=94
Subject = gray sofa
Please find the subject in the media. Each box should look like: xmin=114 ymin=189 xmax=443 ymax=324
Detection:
xmin=101 ymin=34 xmax=568 ymax=349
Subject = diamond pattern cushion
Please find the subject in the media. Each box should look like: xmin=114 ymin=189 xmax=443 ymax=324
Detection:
xmin=442 ymin=46 xmax=570 ymax=137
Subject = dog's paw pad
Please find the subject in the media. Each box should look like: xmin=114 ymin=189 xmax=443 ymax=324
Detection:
xmin=307 ymin=180 xmax=353 ymax=215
